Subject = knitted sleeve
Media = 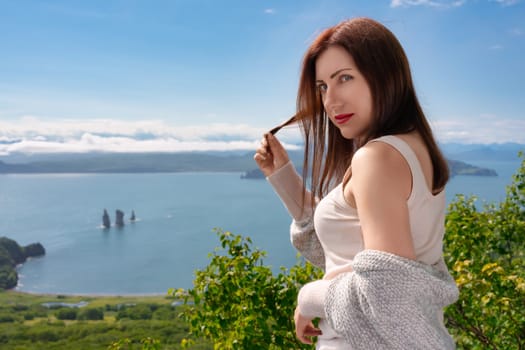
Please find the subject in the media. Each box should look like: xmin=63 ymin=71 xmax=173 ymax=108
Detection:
xmin=267 ymin=161 xmax=325 ymax=269
xmin=324 ymin=250 xmax=459 ymax=349
xmin=289 ymin=217 xmax=325 ymax=269
xmin=266 ymin=161 xmax=314 ymax=221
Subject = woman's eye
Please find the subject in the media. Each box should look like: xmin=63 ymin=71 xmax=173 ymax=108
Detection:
xmin=340 ymin=74 xmax=352 ymax=82
xmin=317 ymin=84 xmax=327 ymax=93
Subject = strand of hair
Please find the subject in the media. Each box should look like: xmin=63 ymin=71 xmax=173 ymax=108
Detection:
xmin=268 ymin=111 xmax=305 ymax=135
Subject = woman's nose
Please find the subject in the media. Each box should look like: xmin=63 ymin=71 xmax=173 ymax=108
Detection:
xmin=323 ymin=87 xmax=342 ymax=115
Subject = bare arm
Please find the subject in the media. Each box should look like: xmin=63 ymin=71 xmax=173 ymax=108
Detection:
xmin=345 ymin=142 xmax=416 ymax=260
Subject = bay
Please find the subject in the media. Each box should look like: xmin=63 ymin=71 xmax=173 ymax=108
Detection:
xmin=1 ymin=159 xmax=521 ymax=295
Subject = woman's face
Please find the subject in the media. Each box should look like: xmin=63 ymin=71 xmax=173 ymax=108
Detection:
xmin=315 ymin=45 xmax=373 ymax=140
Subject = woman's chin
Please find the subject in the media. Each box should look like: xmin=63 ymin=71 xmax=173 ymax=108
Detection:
xmin=339 ymin=129 xmax=356 ymax=140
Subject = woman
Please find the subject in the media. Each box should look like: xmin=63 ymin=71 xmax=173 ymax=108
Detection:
xmin=255 ymin=18 xmax=458 ymax=349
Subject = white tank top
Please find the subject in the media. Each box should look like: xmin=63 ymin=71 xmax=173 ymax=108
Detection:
xmin=314 ymin=135 xmax=446 ymax=279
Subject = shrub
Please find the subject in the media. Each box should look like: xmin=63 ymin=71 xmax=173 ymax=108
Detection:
xmin=32 ymin=329 xmax=59 ymax=342
xmin=55 ymin=308 xmax=78 ymax=320
xmin=0 ymin=314 xmax=15 ymax=323
xmin=108 ymin=337 xmax=162 ymax=350
xmin=444 ymin=153 xmax=525 ymax=349
xmin=173 ymin=229 xmax=322 ymax=349
xmin=24 ymin=313 xmax=35 ymax=320
xmin=152 ymin=305 xmax=176 ymax=320
xmin=115 ymin=304 xmax=156 ymax=320
xmin=78 ymin=307 xmax=104 ymax=321
xmin=12 ymin=304 xmax=29 ymax=311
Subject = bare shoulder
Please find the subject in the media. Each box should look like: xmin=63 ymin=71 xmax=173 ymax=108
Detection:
xmin=351 ymin=141 xmax=412 ymax=199
xmin=352 ymin=141 xmax=409 ymax=177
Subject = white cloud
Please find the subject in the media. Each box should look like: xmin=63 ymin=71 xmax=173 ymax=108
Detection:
xmin=0 ymin=117 xmax=302 ymax=155
xmin=432 ymin=115 xmax=525 ymax=143
xmin=390 ymin=0 xmax=466 ymax=8
xmin=509 ymin=28 xmax=524 ymax=36
xmin=1 ymin=116 xmax=522 ymax=156
xmin=0 ymin=136 xmax=272 ymax=155
xmin=264 ymin=8 xmax=276 ymax=14
xmin=489 ymin=44 xmax=504 ymax=50
xmin=493 ymin=0 xmax=520 ymax=6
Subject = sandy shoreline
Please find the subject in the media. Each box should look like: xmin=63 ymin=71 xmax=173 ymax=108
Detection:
xmin=10 ymin=288 xmax=170 ymax=298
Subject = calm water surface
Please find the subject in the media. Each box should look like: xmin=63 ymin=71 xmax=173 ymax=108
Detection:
xmin=0 ymin=159 xmax=521 ymax=295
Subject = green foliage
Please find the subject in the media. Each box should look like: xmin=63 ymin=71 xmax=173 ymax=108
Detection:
xmin=107 ymin=337 xmax=161 ymax=350
xmin=0 ymin=313 xmax=16 ymax=323
xmin=0 ymin=291 xmax=212 ymax=350
xmin=152 ymin=305 xmax=176 ymax=320
xmin=0 ymin=243 xmax=19 ymax=290
xmin=444 ymin=153 xmax=525 ymax=349
xmin=0 ymin=245 xmax=15 ymax=267
xmin=55 ymin=307 xmax=78 ymax=320
xmin=78 ymin=307 xmax=104 ymax=320
xmin=0 ymin=237 xmax=25 ymax=264
xmin=0 ymin=265 xmax=18 ymax=289
xmin=117 ymin=304 xmax=153 ymax=320
xmin=23 ymin=242 xmax=45 ymax=258
xmin=0 ymin=237 xmax=45 ymax=290
xmin=173 ymin=229 xmax=322 ymax=349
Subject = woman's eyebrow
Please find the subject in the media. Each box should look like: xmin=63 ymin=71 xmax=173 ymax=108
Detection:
xmin=316 ymin=68 xmax=353 ymax=83
xmin=329 ymin=68 xmax=352 ymax=79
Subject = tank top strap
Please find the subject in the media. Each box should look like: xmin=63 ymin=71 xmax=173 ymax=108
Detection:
xmin=368 ymin=135 xmax=428 ymax=195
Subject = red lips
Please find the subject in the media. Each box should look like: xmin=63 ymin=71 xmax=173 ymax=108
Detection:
xmin=334 ymin=113 xmax=354 ymax=124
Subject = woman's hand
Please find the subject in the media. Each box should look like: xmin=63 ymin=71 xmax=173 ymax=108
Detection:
xmin=254 ymin=133 xmax=290 ymax=177
xmin=294 ymin=306 xmax=322 ymax=344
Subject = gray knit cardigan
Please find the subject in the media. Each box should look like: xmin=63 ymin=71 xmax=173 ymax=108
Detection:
xmin=325 ymin=250 xmax=459 ymax=349
xmin=291 ymin=220 xmax=459 ymax=349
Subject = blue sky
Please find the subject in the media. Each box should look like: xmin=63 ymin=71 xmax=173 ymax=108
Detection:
xmin=0 ymin=0 xmax=524 ymax=154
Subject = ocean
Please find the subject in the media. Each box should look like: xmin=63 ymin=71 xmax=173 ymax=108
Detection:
xmin=1 ymin=159 xmax=522 ymax=295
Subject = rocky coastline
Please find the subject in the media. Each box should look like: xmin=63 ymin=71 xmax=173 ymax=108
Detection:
xmin=0 ymin=237 xmax=45 ymax=290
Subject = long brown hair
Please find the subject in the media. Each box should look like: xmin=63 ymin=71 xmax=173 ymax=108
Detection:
xmin=278 ymin=17 xmax=449 ymax=201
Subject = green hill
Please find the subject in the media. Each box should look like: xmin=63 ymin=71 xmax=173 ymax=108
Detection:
xmin=0 ymin=152 xmax=497 ymax=177
xmin=0 ymin=237 xmax=45 ymax=290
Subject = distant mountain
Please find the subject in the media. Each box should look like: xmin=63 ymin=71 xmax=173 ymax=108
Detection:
xmin=0 ymin=149 xmax=302 ymax=164
xmin=241 ymin=159 xmax=497 ymax=179
xmin=440 ymin=142 xmax=524 ymax=162
xmin=0 ymin=152 xmax=258 ymax=174
xmin=0 ymin=146 xmax=507 ymax=176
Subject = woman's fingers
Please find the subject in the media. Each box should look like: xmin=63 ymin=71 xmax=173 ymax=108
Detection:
xmin=254 ymin=136 xmax=276 ymax=177
xmin=304 ymin=325 xmax=322 ymax=337
xmin=255 ymin=143 xmax=272 ymax=162
xmin=254 ymin=133 xmax=292 ymax=177
xmin=265 ymin=133 xmax=289 ymax=167
xmin=297 ymin=323 xmax=321 ymax=344
xmin=294 ymin=307 xmax=321 ymax=344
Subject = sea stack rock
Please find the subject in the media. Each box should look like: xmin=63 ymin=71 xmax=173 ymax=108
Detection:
xmin=130 ymin=210 xmax=136 ymax=222
xmin=115 ymin=209 xmax=125 ymax=227
xmin=102 ymin=209 xmax=111 ymax=228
